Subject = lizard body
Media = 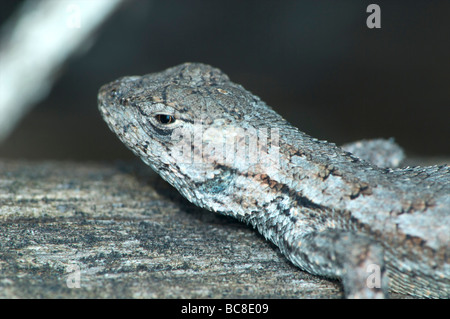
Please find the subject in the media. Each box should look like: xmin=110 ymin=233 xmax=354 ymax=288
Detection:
xmin=98 ymin=63 xmax=449 ymax=298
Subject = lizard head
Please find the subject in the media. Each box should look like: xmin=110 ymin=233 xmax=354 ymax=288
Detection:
xmin=98 ymin=63 xmax=282 ymax=209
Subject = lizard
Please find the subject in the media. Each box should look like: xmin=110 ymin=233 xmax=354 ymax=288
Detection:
xmin=97 ymin=62 xmax=450 ymax=298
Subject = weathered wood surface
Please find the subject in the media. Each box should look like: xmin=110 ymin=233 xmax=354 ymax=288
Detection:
xmin=2 ymin=157 xmax=445 ymax=298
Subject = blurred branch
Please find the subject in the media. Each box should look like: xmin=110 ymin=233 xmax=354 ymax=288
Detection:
xmin=0 ymin=0 xmax=125 ymax=142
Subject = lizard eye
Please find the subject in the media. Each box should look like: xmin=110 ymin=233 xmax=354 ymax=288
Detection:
xmin=155 ymin=114 xmax=176 ymax=125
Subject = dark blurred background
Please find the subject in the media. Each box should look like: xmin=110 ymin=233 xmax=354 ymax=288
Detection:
xmin=1 ymin=0 xmax=449 ymax=160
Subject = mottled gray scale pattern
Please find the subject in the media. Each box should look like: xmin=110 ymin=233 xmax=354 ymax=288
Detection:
xmin=98 ymin=63 xmax=449 ymax=298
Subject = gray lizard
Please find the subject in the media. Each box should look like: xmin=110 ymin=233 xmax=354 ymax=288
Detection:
xmin=98 ymin=63 xmax=449 ymax=298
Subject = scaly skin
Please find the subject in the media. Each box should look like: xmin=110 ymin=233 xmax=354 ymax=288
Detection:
xmin=98 ymin=63 xmax=449 ymax=298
